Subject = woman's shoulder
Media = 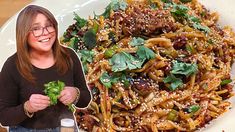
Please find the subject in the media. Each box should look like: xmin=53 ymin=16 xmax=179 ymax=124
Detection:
xmin=2 ymin=53 xmax=17 ymax=69
xmin=61 ymin=45 xmax=79 ymax=59
xmin=1 ymin=53 xmax=17 ymax=74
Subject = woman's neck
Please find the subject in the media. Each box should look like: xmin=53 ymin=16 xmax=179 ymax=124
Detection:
xmin=30 ymin=49 xmax=55 ymax=69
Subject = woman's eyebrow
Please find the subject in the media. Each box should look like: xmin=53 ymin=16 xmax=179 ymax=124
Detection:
xmin=31 ymin=23 xmax=40 ymax=27
xmin=31 ymin=20 xmax=51 ymax=27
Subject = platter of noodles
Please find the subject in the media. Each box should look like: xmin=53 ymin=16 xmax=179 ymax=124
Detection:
xmin=60 ymin=0 xmax=235 ymax=131
xmin=0 ymin=0 xmax=235 ymax=131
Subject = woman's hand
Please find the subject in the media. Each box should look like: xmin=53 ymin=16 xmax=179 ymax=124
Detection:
xmin=59 ymin=86 xmax=78 ymax=105
xmin=25 ymin=94 xmax=50 ymax=113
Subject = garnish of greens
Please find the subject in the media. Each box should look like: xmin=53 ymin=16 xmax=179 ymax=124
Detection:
xmin=163 ymin=1 xmax=210 ymax=33
xmin=44 ymin=80 xmax=75 ymax=112
xmin=163 ymin=61 xmax=198 ymax=91
xmin=108 ymin=37 xmax=155 ymax=72
xmin=78 ymin=49 xmax=95 ymax=74
xmin=99 ymin=0 xmax=128 ymax=19
xmin=100 ymin=72 xmax=130 ymax=88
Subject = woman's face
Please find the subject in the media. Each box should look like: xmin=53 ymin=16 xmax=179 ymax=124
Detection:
xmin=27 ymin=13 xmax=56 ymax=54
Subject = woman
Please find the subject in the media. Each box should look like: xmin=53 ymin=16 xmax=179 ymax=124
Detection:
xmin=0 ymin=5 xmax=91 ymax=131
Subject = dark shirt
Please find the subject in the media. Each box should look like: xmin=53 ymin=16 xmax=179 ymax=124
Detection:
xmin=0 ymin=47 xmax=91 ymax=129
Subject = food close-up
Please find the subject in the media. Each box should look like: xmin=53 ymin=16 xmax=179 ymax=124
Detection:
xmin=61 ymin=0 xmax=235 ymax=131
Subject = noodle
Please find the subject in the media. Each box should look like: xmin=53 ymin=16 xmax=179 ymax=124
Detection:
xmin=61 ymin=0 xmax=235 ymax=131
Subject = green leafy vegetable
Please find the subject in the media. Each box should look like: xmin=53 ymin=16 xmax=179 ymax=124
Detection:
xmin=44 ymin=80 xmax=65 ymax=105
xmin=73 ymin=12 xmax=87 ymax=28
xmin=83 ymin=29 xmax=97 ymax=50
xmin=171 ymin=4 xmax=189 ymax=21
xmin=100 ymin=72 xmax=130 ymax=88
xmin=220 ymin=79 xmax=232 ymax=86
xmin=129 ymin=37 xmax=145 ymax=46
xmin=100 ymin=72 xmax=117 ymax=88
xmin=164 ymin=61 xmax=198 ymax=91
xmin=171 ymin=61 xmax=198 ymax=77
xmin=118 ymin=1 xmax=128 ymax=11
xmin=163 ymin=74 xmax=183 ymax=91
xmin=109 ymin=45 xmax=155 ymax=72
xmin=44 ymin=81 xmax=75 ymax=112
xmin=136 ymin=46 xmax=155 ymax=60
xmin=79 ymin=49 xmax=94 ymax=63
xmin=109 ymin=52 xmax=144 ymax=72
xmin=101 ymin=3 xmax=112 ymax=18
xmin=78 ymin=49 xmax=95 ymax=73
xmin=68 ymin=37 xmax=79 ymax=51
xmin=170 ymin=3 xmax=210 ymax=33
xmin=100 ymin=0 xmax=128 ymax=18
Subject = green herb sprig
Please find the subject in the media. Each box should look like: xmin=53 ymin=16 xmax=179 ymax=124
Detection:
xmin=44 ymin=80 xmax=75 ymax=112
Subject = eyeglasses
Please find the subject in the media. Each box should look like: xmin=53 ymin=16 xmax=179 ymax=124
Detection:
xmin=30 ymin=25 xmax=55 ymax=37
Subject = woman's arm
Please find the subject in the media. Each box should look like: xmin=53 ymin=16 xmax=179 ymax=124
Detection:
xmin=0 ymin=60 xmax=28 ymax=126
xmin=70 ymin=48 xmax=92 ymax=108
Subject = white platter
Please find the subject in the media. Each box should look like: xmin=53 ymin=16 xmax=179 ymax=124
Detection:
xmin=0 ymin=0 xmax=234 ymax=131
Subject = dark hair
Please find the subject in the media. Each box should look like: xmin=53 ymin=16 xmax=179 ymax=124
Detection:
xmin=16 ymin=5 xmax=72 ymax=83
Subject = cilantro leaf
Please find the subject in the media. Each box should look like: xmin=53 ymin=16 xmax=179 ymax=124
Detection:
xmin=109 ymin=52 xmax=144 ymax=72
xmin=163 ymin=61 xmax=198 ymax=91
xmin=171 ymin=61 xmax=198 ymax=77
xmin=171 ymin=4 xmax=189 ymax=21
xmin=44 ymin=81 xmax=75 ymax=112
xmin=118 ymin=1 xmax=128 ymax=11
xmin=100 ymin=72 xmax=117 ymax=88
xmin=111 ymin=0 xmax=128 ymax=11
xmin=73 ymin=12 xmax=87 ymax=28
xmin=101 ymin=3 xmax=112 ymax=18
xmin=163 ymin=74 xmax=183 ymax=91
xmin=109 ymin=52 xmax=128 ymax=72
xmin=170 ymin=3 xmax=210 ymax=34
xmin=78 ymin=50 xmax=95 ymax=73
xmin=79 ymin=49 xmax=94 ymax=63
xmin=83 ymin=29 xmax=97 ymax=50
xmin=100 ymin=0 xmax=128 ymax=18
xmin=129 ymin=37 xmax=145 ymax=46
xmin=137 ymin=46 xmax=155 ymax=60
xmin=44 ymin=81 xmax=65 ymax=105
xmin=100 ymin=72 xmax=130 ymax=88
xmin=68 ymin=37 xmax=79 ymax=51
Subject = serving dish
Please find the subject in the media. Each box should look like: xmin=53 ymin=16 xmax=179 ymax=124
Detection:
xmin=0 ymin=0 xmax=234 ymax=131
